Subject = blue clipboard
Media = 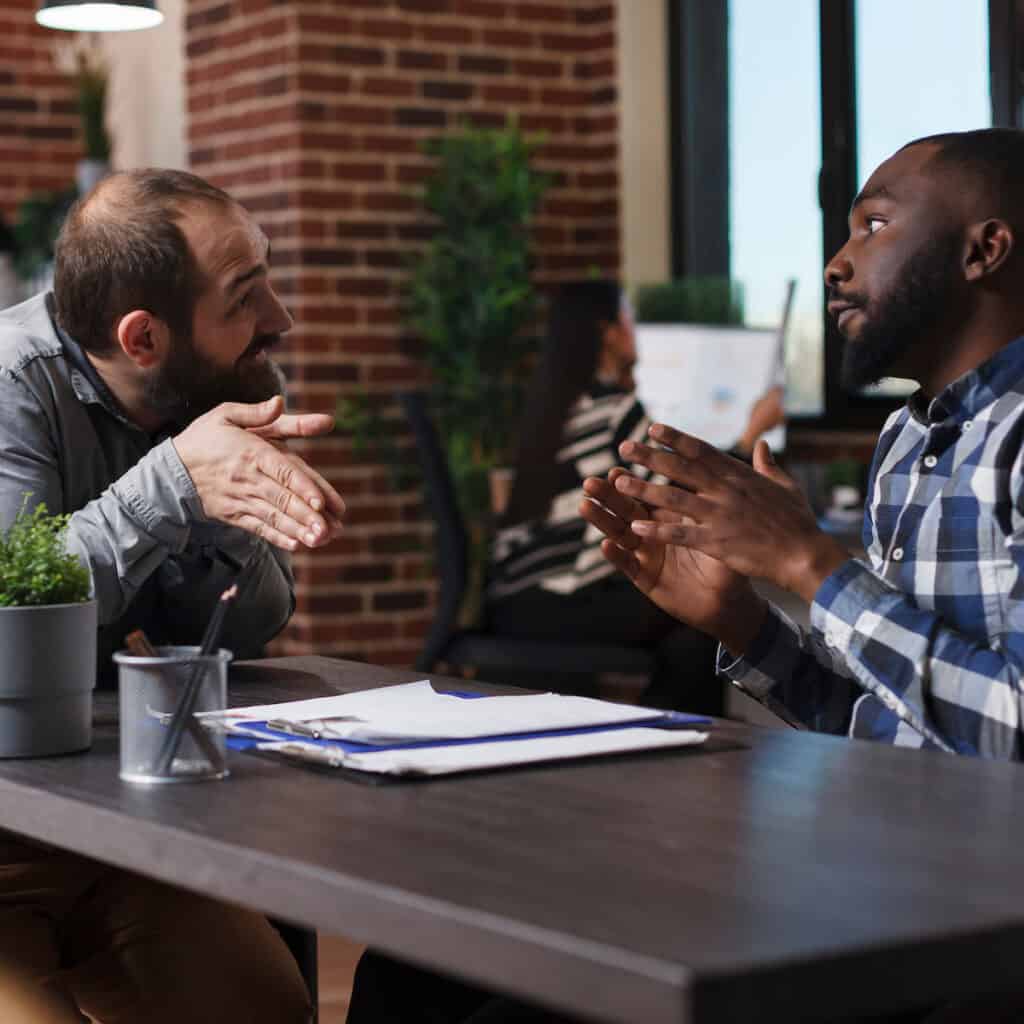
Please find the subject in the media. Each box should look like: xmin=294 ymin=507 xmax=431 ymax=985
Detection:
xmin=224 ymin=690 xmax=711 ymax=755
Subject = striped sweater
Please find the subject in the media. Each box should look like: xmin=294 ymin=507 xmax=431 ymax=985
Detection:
xmin=487 ymin=387 xmax=654 ymax=600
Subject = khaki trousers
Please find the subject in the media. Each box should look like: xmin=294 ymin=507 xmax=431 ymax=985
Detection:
xmin=0 ymin=836 xmax=313 ymax=1023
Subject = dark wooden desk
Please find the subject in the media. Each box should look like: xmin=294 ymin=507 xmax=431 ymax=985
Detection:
xmin=0 ymin=656 xmax=1022 ymax=1023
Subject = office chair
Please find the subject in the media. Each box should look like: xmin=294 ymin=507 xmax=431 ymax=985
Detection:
xmin=398 ymin=391 xmax=656 ymax=682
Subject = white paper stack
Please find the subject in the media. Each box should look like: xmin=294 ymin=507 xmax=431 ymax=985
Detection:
xmin=203 ymin=680 xmax=708 ymax=777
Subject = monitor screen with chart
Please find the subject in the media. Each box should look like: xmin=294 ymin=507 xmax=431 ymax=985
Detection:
xmin=633 ymin=324 xmax=786 ymax=453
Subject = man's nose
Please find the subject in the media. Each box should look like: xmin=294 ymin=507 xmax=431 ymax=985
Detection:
xmin=824 ymin=246 xmax=853 ymax=289
xmin=265 ymin=290 xmax=293 ymax=334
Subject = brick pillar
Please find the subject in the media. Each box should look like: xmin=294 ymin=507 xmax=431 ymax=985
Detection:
xmin=186 ymin=0 xmax=620 ymax=666
xmin=0 ymin=2 xmax=80 ymax=221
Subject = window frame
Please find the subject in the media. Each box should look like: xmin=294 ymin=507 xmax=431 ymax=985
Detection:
xmin=667 ymin=0 xmax=1013 ymax=433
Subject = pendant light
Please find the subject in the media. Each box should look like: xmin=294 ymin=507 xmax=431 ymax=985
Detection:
xmin=36 ymin=1 xmax=163 ymax=32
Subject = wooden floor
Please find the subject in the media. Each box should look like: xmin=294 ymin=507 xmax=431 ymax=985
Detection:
xmin=318 ymin=933 xmax=364 ymax=1021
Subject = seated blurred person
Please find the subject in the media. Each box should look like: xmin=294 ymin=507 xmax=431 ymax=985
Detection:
xmin=485 ymin=280 xmax=782 ymax=714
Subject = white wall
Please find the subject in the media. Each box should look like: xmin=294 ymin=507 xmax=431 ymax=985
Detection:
xmin=100 ymin=0 xmax=186 ymax=171
xmin=616 ymin=0 xmax=671 ymax=290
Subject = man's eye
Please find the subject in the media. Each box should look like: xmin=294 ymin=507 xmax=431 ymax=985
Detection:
xmin=866 ymin=216 xmax=886 ymax=234
xmin=229 ymin=292 xmax=253 ymax=316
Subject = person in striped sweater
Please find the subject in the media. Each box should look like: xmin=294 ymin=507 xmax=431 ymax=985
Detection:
xmin=485 ymin=280 xmax=782 ymax=713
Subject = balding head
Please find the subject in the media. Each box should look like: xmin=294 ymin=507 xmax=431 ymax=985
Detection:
xmin=54 ymin=169 xmax=238 ymax=354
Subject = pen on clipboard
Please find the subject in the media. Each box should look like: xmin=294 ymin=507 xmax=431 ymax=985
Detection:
xmin=266 ymin=719 xmax=323 ymax=739
xmin=264 ymin=716 xmax=363 ymax=739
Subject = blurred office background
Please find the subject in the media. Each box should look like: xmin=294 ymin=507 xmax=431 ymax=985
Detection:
xmin=0 ymin=0 xmax=1013 ymax=679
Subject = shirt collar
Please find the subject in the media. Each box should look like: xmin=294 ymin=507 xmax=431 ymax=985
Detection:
xmin=906 ymin=334 xmax=1024 ymax=427
xmin=47 ymin=292 xmax=137 ymax=428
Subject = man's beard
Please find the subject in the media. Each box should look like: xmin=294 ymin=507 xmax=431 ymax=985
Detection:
xmin=838 ymin=230 xmax=962 ymax=392
xmin=145 ymin=330 xmax=284 ymax=431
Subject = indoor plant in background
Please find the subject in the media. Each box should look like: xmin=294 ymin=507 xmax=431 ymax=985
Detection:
xmin=633 ymin=276 xmax=745 ymax=327
xmin=404 ymin=121 xmax=551 ymax=533
xmin=339 ymin=121 xmax=552 ymax=621
xmin=54 ymin=32 xmax=112 ymax=195
xmin=0 ymin=499 xmax=95 ymax=757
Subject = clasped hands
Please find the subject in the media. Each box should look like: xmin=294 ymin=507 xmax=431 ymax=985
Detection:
xmin=579 ymin=424 xmax=849 ymax=655
xmin=173 ymin=395 xmax=345 ymax=552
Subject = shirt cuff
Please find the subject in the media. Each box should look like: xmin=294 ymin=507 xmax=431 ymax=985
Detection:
xmin=109 ymin=439 xmax=205 ymax=551
xmin=716 ymin=604 xmax=800 ymax=698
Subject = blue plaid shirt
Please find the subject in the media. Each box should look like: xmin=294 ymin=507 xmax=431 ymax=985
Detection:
xmin=720 ymin=335 xmax=1024 ymax=759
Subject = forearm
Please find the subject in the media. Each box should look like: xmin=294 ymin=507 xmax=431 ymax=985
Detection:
xmin=718 ymin=601 xmax=862 ymax=735
xmin=65 ymin=440 xmax=201 ymax=625
xmin=814 ymin=561 xmax=1024 ymax=758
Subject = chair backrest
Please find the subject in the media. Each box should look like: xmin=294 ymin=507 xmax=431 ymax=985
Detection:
xmin=398 ymin=392 xmax=469 ymax=671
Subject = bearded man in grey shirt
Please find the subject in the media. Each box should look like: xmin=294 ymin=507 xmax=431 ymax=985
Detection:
xmin=0 ymin=169 xmax=345 ymax=1023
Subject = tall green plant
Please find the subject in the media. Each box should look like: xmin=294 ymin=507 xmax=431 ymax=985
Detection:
xmin=405 ymin=122 xmax=552 ymax=534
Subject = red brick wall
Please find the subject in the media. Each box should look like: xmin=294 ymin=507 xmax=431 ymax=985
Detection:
xmin=185 ymin=0 xmax=620 ymax=666
xmin=0 ymin=2 xmax=81 ymax=221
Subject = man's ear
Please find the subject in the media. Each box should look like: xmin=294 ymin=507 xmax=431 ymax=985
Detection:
xmin=963 ymin=219 xmax=1014 ymax=282
xmin=114 ymin=310 xmax=170 ymax=368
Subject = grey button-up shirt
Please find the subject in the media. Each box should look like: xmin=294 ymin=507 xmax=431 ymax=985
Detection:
xmin=0 ymin=293 xmax=294 ymax=684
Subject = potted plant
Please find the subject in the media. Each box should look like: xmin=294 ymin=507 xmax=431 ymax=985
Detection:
xmin=0 ymin=500 xmax=95 ymax=756
xmin=338 ymin=120 xmax=552 ymax=620
xmin=406 ymin=122 xmax=551 ymax=605
xmin=53 ymin=32 xmax=112 ymax=195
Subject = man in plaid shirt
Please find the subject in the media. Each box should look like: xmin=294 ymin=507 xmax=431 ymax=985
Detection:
xmin=582 ymin=128 xmax=1024 ymax=760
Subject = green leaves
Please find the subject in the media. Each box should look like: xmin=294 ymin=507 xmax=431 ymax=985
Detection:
xmin=634 ymin=277 xmax=746 ymax=326
xmin=405 ymin=121 xmax=552 ymax=623
xmin=0 ymin=498 xmax=91 ymax=607
xmin=406 ymin=122 xmax=552 ymax=503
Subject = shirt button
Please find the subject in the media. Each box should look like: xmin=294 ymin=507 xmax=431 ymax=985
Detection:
xmin=824 ymin=632 xmax=835 ymax=648
xmin=892 ymin=547 xmax=904 ymax=561
xmin=962 ymin=420 xmax=973 ymax=432
xmin=923 ymin=454 xmax=938 ymax=468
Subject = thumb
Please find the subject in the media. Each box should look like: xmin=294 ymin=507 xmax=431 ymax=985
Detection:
xmin=753 ymin=439 xmax=791 ymax=486
xmin=218 ymin=395 xmax=285 ymax=429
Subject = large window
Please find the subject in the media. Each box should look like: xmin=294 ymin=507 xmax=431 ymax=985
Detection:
xmin=671 ymin=0 xmax=994 ymax=429
xmin=728 ymin=0 xmax=822 ymax=414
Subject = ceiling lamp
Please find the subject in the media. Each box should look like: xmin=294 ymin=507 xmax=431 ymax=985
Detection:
xmin=36 ymin=1 xmax=163 ymax=32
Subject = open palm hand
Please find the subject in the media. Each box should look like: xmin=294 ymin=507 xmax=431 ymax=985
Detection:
xmin=580 ymin=468 xmax=758 ymax=635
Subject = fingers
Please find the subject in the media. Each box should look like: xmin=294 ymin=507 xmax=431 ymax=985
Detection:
xmin=752 ymin=439 xmax=796 ymax=490
xmin=280 ymin=452 xmax=346 ymax=532
xmin=630 ymin=519 xmax=707 ymax=547
xmin=231 ymin=512 xmax=309 ymax=553
xmin=619 ymin=435 xmax=724 ymax=493
xmin=583 ymin=473 xmax=650 ymax=524
xmin=250 ymin=412 xmax=336 ymax=440
xmin=174 ymin=407 xmax=347 ymax=551
xmin=217 ymin=395 xmax=285 ymax=429
xmin=256 ymin=450 xmax=346 ymax=544
xmin=580 ymin=491 xmax=642 ymax=552
xmin=611 ymin=473 xmax=714 ymax=522
xmin=599 ymin=537 xmax=642 ymax=581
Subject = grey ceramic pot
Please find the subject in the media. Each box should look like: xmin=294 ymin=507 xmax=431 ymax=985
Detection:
xmin=0 ymin=600 xmax=97 ymax=757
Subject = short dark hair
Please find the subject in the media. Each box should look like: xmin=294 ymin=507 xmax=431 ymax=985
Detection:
xmin=53 ymin=168 xmax=237 ymax=354
xmin=906 ymin=128 xmax=1024 ymax=226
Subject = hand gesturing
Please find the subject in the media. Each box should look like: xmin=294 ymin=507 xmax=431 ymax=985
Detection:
xmin=173 ymin=396 xmax=345 ymax=551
